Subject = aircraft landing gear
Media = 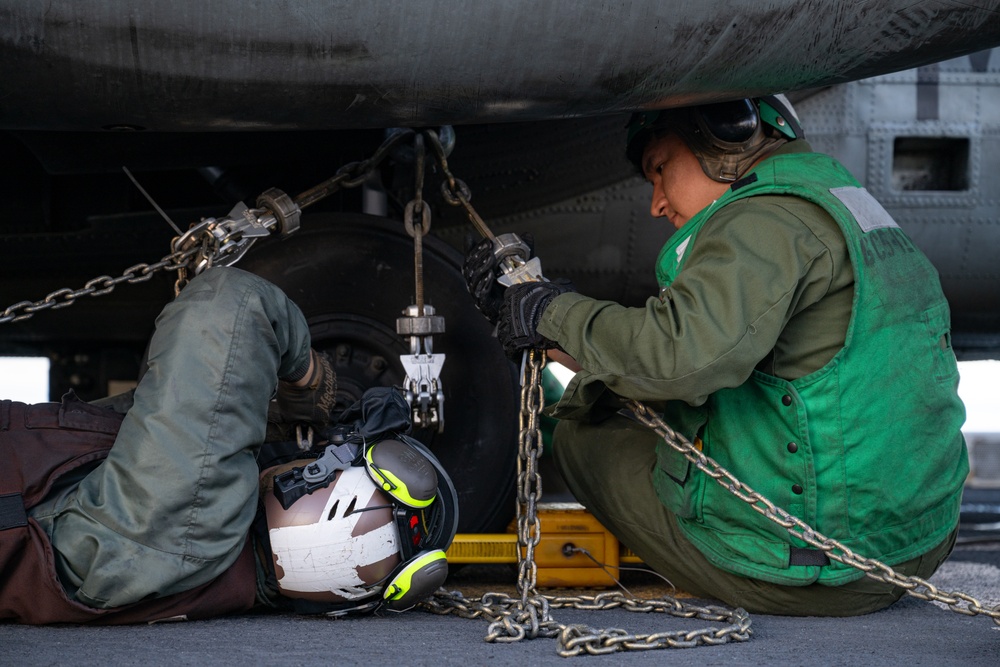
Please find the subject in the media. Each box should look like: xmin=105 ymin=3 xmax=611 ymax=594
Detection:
xmin=240 ymin=213 xmax=519 ymax=534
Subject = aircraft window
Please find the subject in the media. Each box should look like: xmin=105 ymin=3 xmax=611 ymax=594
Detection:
xmin=0 ymin=356 xmax=50 ymax=402
xmin=892 ymin=137 xmax=970 ymax=191
xmin=958 ymin=360 xmax=1000 ymax=487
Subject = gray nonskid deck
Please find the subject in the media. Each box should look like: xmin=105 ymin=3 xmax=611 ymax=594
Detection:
xmin=3 ymin=490 xmax=998 ymax=666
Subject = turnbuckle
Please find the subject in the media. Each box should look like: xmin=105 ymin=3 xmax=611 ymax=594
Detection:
xmin=394 ymin=128 xmax=453 ymax=433
xmin=492 ymin=233 xmax=546 ymax=286
xmin=171 ymin=188 xmax=300 ymax=276
xmin=397 ymin=304 xmax=446 ymax=432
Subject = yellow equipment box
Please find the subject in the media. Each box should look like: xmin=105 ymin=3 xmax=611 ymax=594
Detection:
xmin=445 ymin=503 xmax=642 ymax=588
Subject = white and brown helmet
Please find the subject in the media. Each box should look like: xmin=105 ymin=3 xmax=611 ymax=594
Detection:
xmin=259 ymin=436 xmax=458 ymax=615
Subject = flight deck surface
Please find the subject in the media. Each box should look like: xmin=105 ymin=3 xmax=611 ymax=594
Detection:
xmin=4 ymin=488 xmax=998 ymax=666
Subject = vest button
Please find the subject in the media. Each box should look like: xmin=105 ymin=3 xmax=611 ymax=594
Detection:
xmin=792 ymin=484 xmax=804 ymax=495
xmin=787 ymin=442 xmax=798 ymax=453
xmin=781 ymin=394 xmax=792 ymax=406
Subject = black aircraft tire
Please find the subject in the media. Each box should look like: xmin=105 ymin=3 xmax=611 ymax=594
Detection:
xmin=241 ymin=213 xmax=518 ymax=534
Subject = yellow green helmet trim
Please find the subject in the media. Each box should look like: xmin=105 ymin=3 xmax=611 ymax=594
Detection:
xmin=365 ymin=442 xmax=437 ymax=508
xmin=382 ymin=549 xmax=449 ymax=610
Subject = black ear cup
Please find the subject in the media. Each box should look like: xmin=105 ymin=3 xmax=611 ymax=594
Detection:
xmin=382 ymin=549 xmax=449 ymax=611
xmin=696 ymin=99 xmax=759 ymax=144
xmin=402 ymin=437 xmax=460 ymax=552
xmin=364 ymin=439 xmax=439 ymax=508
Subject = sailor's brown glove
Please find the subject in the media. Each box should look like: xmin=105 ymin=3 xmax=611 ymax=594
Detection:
xmin=266 ymin=349 xmax=336 ymax=441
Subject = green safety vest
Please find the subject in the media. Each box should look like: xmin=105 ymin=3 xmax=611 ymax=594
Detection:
xmin=651 ymin=151 xmax=968 ymax=586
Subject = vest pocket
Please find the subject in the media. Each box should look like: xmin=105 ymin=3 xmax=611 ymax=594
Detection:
xmin=653 ymin=441 xmax=701 ymax=520
xmin=922 ymin=302 xmax=959 ymax=384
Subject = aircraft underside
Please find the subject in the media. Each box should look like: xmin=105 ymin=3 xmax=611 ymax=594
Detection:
xmin=2 ymin=4 xmax=1000 ymax=531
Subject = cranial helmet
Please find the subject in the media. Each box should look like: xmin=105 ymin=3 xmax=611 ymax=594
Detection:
xmin=625 ymin=95 xmax=803 ymax=182
xmin=259 ymin=434 xmax=458 ymax=616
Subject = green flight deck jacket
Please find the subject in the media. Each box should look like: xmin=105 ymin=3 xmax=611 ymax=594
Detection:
xmin=539 ymin=144 xmax=968 ymax=586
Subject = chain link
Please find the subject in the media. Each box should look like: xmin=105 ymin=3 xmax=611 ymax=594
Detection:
xmin=418 ymin=147 xmax=756 ymax=655
xmin=8 ymin=126 xmax=996 ymax=650
xmin=422 ymin=349 xmax=754 ymax=656
xmin=294 ymin=129 xmax=415 ymax=210
xmin=2 ymin=131 xmax=413 ymax=323
xmin=624 ymin=400 xmax=1000 ymax=626
xmin=404 ymin=133 xmax=430 ymax=313
xmin=424 ymin=130 xmax=495 ymax=242
xmin=417 ymin=143 xmax=999 ymax=654
xmin=516 ymin=349 xmax=545 ymax=602
xmin=0 ymin=249 xmax=199 ymax=324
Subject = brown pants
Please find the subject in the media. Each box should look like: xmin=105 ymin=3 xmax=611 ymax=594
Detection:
xmin=29 ymin=268 xmax=312 ymax=609
xmin=553 ymin=414 xmax=956 ymax=616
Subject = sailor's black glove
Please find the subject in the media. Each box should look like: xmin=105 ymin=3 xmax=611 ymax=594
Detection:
xmin=462 ymin=235 xmax=533 ymax=325
xmin=497 ymin=280 xmax=575 ymax=358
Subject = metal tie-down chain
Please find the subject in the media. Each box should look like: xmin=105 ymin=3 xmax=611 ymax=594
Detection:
xmin=0 ymin=129 xmax=417 ymax=323
xmin=397 ymin=132 xmax=447 ymax=431
xmin=425 ymin=347 xmax=1000 ymax=656
xmin=4 ymin=128 xmax=997 ymax=651
xmin=0 ymin=250 xmax=202 ymax=324
xmin=421 ymin=130 xmax=755 ymax=654
xmin=625 ymin=400 xmax=1000 ymax=626
xmin=419 ymin=127 xmax=999 ymax=654
xmin=406 ymin=133 xmax=429 ymax=314
xmin=420 ymin=349 xmax=753 ymax=656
